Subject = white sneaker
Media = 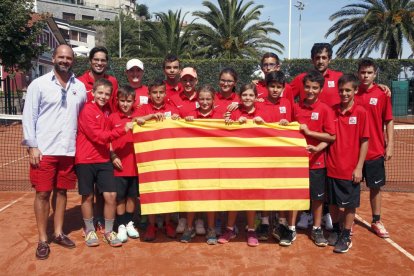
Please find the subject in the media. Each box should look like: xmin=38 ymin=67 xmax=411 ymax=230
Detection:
xmin=195 ymin=219 xmax=206 ymax=235
xmin=297 ymin=212 xmax=312 ymax=229
xmin=322 ymin=213 xmax=333 ymax=231
xmin=176 ymin=218 xmax=187 ymax=234
xmin=117 ymin=224 xmax=128 ymax=243
xmin=126 ymin=221 xmax=139 ymax=238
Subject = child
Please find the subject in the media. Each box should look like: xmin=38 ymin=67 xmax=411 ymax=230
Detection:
xmin=76 ymin=78 xmax=133 ymax=247
xmin=179 ymin=85 xmax=223 ymax=245
xmin=326 ymin=74 xmax=369 ymax=253
xmin=108 ymin=85 xmax=140 ymax=243
xmin=134 ymin=80 xmax=180 ymax=242
xmin=214 ymin=68 xmax=240 ymax=115
xmin=289 ymin=70 xmax=336 ymax=247
xmin=255 ymin=71 xmax=293 ymax=241
xmin=169 ymin=67 xmax=199 ymax=112
xmin=124 ymin=58 xmax=149 ymax=109
xmin=220 ymin=84 xmax=265 ymax=247
xmin=163 ymin=54 xmax=183 ymax=97
xmin=355 ymin=58 xmax=394 ymax=238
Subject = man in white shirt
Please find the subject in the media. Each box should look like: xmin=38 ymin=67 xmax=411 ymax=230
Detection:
xmin=22 ymin=45 xmax=87 ymax=260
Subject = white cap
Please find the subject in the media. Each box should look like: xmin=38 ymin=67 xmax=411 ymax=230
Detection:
xmin=126 ymin=58 xmax=144 ymax=70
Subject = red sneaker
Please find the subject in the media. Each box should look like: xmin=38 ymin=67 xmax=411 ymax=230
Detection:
xmin=165 ymin=222 xmax=177 ymax=239
xmin=371 ymin=221 xmax=390 ymax=238
xmin=144 ymin=224 xmax=157 ymax=242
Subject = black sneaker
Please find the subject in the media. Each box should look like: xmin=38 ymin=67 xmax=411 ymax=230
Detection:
xmin=256 ymin=224 xmax=270 ymax=241
xmin=311 ymin=228 xmax=328 ymax=247
xmin=333 ymin=234 xmax=352 ymax=253
xmin=272 ymin=223 xmax=287 ymax=241
xmin=328 ymin=230 xmax=340 ymax=246
xmin=279 ymin=227 xmax=296 ymax=246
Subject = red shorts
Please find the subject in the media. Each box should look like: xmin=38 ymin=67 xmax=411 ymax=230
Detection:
xmin=30 ymin=156 xmax=76 ymax=192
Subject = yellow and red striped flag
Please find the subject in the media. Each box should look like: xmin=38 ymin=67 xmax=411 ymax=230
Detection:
xmin=133 ymin=119 xmax=309 ymax=215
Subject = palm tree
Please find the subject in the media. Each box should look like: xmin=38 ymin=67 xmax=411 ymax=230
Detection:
xmin=188 ymin=0 xmax=284 ymax=59
xmin=325 ymin=0 xmax=414 ymax=59
xmin=140 ymin=10 xmax=192 ymax=57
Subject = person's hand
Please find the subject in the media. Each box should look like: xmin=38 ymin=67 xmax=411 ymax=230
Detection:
xmin=124 ymin=122 xmax=134 ymax=132
xmin=251 ymin=79 xmax=259 ymax=85
xmin=300 ymin=124 xmax=310 ymax=135
xmin=253 ymin=116 xmax=264 ymax=124
xmin=352 ymin=167 xmax=363 ymax=184
xmin=28 ymin=147 xmax=42 ymax=167
xmin=255 ymin=98 xmax=264 ymax=102
xmin=227 ymin=103 xmax=239 ymax=112
xmin=378 ymin=84 xmax=391 ymax=97
xmin=306 ymin=145 xmax=320 ymax=153
xmin=185 ymin=116 xmax=195 ymax=122
xmin=238 ymin=117 xmax=247 ymax=124
xmin=171 ymin=114 xmax=180 ymax=120
xmin=135 ymin=118 xmax=145 ymax=126
xmin=225 ymin=117 xmax=233 ymax=125
xmin=153 ymin=112 xmax=165 ymax=121
xmin=112 ymin=157 xmax=123 ymax=170
xmin=279 ymin=119 xmax=289 ymax=126
xmin=385 ymin=145 xmax=393 ymax=161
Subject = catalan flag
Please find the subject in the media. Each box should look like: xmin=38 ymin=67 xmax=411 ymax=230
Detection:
xmin=133 ymin=119 xmax=309 ymax=215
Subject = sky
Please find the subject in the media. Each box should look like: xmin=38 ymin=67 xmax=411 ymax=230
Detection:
xmin=139 ymin=0 xmax=412 ymax=60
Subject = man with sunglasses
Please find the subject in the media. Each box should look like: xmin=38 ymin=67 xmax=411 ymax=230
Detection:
xmin=22 ymin=45 xmax=87 ymax=260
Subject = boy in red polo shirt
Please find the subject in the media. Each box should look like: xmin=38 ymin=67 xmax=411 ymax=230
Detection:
xmin=124 ymin=58 xmax=149 ymax=109
xmin=108 ymin=85 xmax=140 ymax=243
xmin=326 ymin=74 xmax=369 ymax=253
xmin=288 ymin=70 xmax=336 ymax=248
xmin=355 ymin=58 xmax=394 ymax=238
xmin=163 ymin=54 xmax=183 ymax=98
xmin=169 ymin=67 xmax=199 ymax=112
xmin=76 ymin=79 xmax=133 ymax=247
xmin=134 ymin=80 xmax=179 ymax=241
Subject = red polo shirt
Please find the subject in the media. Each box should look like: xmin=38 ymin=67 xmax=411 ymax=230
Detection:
xmin=75 ymin=101 xmax=127 ymax=164
xmin=133 ymin=85 xmax=149 ymax=106
xmin=164 ymin=80 xmax=184 ymax=98
xmin=355 ymin=84 xmax=393 ymax=160
xmin=230 ymin=104 xmax=266 ymax=120
xmin=108 ymin=110 xmax=139 ymax=177
xmin=259 ymin=97 xmax=293 ymax=123
xmin=327 ymin=103 xmax=370 ymax=180
xmin=77 ymin=70 xmax=119 ymax=111
xmin=293 ymin=100 xmax=336 ymax=169
xmin=181 ymin=108 xmax=223 ymax=119
xmin=290 ymin=69 xmax=343 ymax=107
xmin=169 ymin=91 xmax=199 ymax=112
xmin=214 ymin=92 xmax=239 ymax=115
xmin=256 ymin=81 xmax=294 ymax=106
xmin=136 ymin=101 xmax=179 ymax=118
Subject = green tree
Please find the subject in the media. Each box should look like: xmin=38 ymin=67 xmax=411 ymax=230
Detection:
xmin=135 ymin=3 xmax=151 ymax=20
xmin=325 ymin=0 xmax=414 ymax=59
xmin=0 ymin=0 xmax=46 ymax=72
xmin=187 ymin=0 xmax=284 ymax=59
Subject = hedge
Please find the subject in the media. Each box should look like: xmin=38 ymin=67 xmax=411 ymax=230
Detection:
xmin=73 ymin=58 xmax=413 ymax=91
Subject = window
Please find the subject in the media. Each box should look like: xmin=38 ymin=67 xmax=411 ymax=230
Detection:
xmin=62 ymin=12 xmax=76 ymax=21
xmin=82 ymin=15 xmax=94 ymax=20
xmin=80 ymin=32 xmax=87 ymax=43
xmin=70 ymin=30 xmax=78 ymax=41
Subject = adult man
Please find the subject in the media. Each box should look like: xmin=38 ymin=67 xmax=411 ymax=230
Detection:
xmin=22 ymin=45 xmax=87 ymax=259
xmin=78 ymin=46 xmax=118 ymax=111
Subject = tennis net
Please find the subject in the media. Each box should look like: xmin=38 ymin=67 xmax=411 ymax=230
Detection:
xmin=0 ymin=114 xmax=413 ymax=192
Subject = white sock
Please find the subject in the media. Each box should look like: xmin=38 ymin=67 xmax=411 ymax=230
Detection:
xmin=261 ymin=216 xmax=269 ymax=225
xmin=288 ymin=225 xmax=296 ymax=231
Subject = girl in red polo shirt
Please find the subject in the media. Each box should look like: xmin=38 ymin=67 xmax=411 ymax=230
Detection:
xmin=214 ymin=68 xmax=240 ymax=115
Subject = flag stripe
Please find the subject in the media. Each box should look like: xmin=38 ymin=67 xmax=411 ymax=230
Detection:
xmin=136 ymin=146 xmax=307 ymax=163
xmin=137 ymin=157 xmax=309 ymax=174
xmin=139 ymin=167 xmax=308 ymax=183
xmin=141 ymin=189 xmax=309 ymax=204
xmin=139 ymin=178 xmax=309 ymax=193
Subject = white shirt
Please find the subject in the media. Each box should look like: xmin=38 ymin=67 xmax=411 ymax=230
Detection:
xmin=22 ymin=70 xmax=87 ymax=156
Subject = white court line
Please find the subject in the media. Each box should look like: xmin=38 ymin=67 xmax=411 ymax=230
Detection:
xmin=0 ymin=193 xmax=28 ymax=213
xmin=0 ymin=155 xmax=28 ymax=168
xmin=355 ymin=214 xmax=414 ymax=262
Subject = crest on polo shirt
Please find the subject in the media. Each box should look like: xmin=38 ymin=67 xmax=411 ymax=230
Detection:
xmin=369 ymin=98 xmax=378 ymax=105
xmin=328 ymin=81 xmax=335 ymax=88
xmin=349 ymin=116 xmax=357 ymax=124
xmin=196 ymin=102 xmax=200 ymax=109
xmin=311 ymin=112 xmax=319 ymax=120
xmin=279 ymin=106 xmax=286 ymax=114
xmin=139 ymin=96 xmax=148 ymax=104
xmin=164 ymin=111 xmax=172 ymax=118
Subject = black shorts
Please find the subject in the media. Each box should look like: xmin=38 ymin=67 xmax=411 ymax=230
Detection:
xmin=363 ymin=157 xmax=386 ymax=189
xmin=327 ymin=177 xmax=360 ymax=208
xmin=116 ymin=176 xmax=138 ymax=201
xmin=76 ymin=162 xmax=117 ymax=195
xmin=309 ymin=168 xmax=327 ymax=201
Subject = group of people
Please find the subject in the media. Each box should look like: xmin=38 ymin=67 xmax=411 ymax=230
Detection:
xmin=22 ymin=42 xmax=393 ymax=260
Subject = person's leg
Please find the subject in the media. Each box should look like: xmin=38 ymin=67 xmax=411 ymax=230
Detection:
xmin=34 ymin=191 xmax=51 ymax=242
xmin=81 ymin=194 xmax=94 ymax=229
xmin=103 ymin=192 xmax=117 ymax=231
xmin=370 ymin=187 xmax=381 ymax=219
xmin=333 ymin=207 xmax=354 ymax=253
xmin=218 ymin=211 xmax=238 ymax=244
xmin=181 ymin=212 xmax=196 ymax=242
xmin=312 ymin=200 xmax=323 ymax=228
xmin=246 ymin=211 xmax=259 ymax=246
xmin=53 ymin=189 xmax=67 ymax=236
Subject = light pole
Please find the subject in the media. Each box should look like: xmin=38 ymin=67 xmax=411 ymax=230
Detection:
xmin=119 ymin=0 xmax=122 ymax=58
xmin=294 ymin=1 xmax=305 ymax=58
xmin=288 ymin=0 xmax=292 ymax=59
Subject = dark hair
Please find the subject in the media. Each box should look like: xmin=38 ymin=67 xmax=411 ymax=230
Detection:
xmin=219 ymin=67 xmax=238 ymax=83
xmin=197 ymin=84 xmax=216 ymax=98
xmin=148 ymin=79 xmax=166 ymax=92
xmin=89 ymin=46 xmax=109 ymax=61
xmin=358 ymin=58 xmax=378 ymax=72
xmin=260 ymin=52 xmax=280 ymax=65
xmin=93 ymin=78 xmax=113 ymax=92
xmin=117 ymin=84 xmax=136 ymax=99
xmin=265 ymin=71 xmax=286 ymax=86
xmin=163 ymin=54 xmax=180 ymax=68
xmin=52 ymin=45 xmax=74 ymax=58
xmin=302 ymin=70 xmax=325 ymax=88
xmin=311 ymin=43 xmax=333 ymax=59
xmin=338 ymin=74 xmax=359 ymax=90
xmin=240 ymin=83 xmax=257 ymax=97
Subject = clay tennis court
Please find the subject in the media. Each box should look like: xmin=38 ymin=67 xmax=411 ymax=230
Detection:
xmin=0 ymin=191 xmax=413 ymax=275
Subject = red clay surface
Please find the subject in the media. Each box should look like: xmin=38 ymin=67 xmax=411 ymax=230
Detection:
xmin=0 ymin=191 xmax=413 ymax=275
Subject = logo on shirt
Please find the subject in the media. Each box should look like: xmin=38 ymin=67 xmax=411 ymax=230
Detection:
xmin=311 ymin=112 xmax=319 ymax=120
xmin=349 ymin=116 xmax=357 ymax=124
xmin=328 ymin=81 xmax=335 ymax=88
xmin=115 ymin=124 xmax=122 ymax=128
xmin=279 ymin=106 xmax=286 ymax=114
xmin=164 ymin=111 xmax=172 ymax=118
xmin=96 ymin=114 xmax=101 ymax=119
xmin=196 ymin=102 xmax=200 ymax=109
xmin=139 ymin=96 xmax=148 ymax=104
xmin=369 ymin=98 xmax=378 ymax=105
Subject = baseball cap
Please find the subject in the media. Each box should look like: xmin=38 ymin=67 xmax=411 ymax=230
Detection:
xmin=180 ymin=67 xmax=197 ymax=79
xmin=126 ymin=59 xmax=144 ymax=70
